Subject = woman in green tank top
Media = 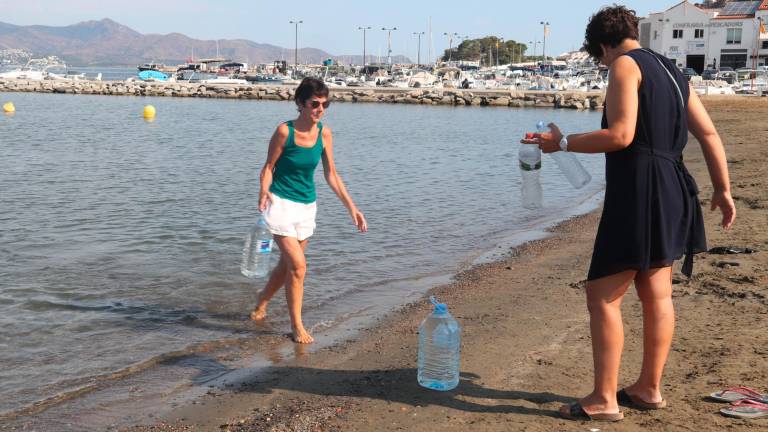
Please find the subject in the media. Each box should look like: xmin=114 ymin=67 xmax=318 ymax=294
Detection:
xmin=250 ymin=77 xmax=368 ymax=344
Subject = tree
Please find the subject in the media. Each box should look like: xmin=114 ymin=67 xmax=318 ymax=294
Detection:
xmin=441 ymin=36 xmax=527 ymax=65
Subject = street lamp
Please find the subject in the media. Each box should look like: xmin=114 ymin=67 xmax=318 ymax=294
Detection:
xmin=540 ymin=21 xmax=550 ymax=62
xmin=753 ymin=16 xmax=764 ymax=90
xmin=358 ymin=26 xmax=371 ymax=66
xmin=529 ymin=40 xmax=540 ymax=62
xmin=382 ymin=27 xmax=397 ymax=65
xmin=289 ymin=20 xmax=303 ymax=74
xmin=413 ymin=31 xmax=425 ymax=66
xmin=443 ymin=32 xmax=459 ymax=62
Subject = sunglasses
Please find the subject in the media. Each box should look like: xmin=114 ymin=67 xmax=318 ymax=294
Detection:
xmin=309 ymin=100 xmax=331 ymax=109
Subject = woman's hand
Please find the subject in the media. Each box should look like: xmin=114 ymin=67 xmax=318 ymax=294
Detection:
xmin=258 ymin=191 xmax=272 ymax=212
xmin=350 ymin=208 xmax=368 ymax=233
xmin=710 ymin=190 xmax=736 ymax=229
xmin=519 ymin=123 xmax=564 ymax=153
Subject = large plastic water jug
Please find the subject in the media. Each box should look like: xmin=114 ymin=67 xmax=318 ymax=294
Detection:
xmin=417 ymin=296 xmax=461 ymax=391
xmin=241 ymin=216 xmax=274 ymax=278
xmin=536 ymin=121 xmax=591 ymax=189
xmin=519 ymin=137 xmax=543 ymax=209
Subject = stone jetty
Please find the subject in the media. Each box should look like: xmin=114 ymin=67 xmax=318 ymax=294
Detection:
xmin=0 ymin=79 xmax=605 ymax=110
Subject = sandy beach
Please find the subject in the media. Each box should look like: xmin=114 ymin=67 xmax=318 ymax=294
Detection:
xmin=114 ymin=97 xmax=764 ymax=431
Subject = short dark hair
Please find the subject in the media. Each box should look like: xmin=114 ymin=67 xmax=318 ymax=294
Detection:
xmin=583 ymin=5 xmax=639 ymax=60
xmin=295 ymin=77 xmax=329 ymax=107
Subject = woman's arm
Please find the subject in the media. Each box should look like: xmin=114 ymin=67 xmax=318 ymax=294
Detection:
xmin=523 ymin=55 xmax=641 ymax=154
xmin=686 ymin=87 xmax=736 ymax=229
xmin=258 ymin=123 xmax=288 ymax=211
xmin=320 ymin=127 xmax=368 ymax=232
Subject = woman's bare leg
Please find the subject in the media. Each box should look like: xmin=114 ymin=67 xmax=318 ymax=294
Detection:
xmin=561 ymin=269 xmax=636 ymax=416
xmin=624 ymin=266 xmax=674 ymax=404
xmin=250 ymin=254 xmax=286 ymax=321
xmin=270 ymin=235 xmax=313 ymax=343
xmin=250 ymin=237 xmax=309 ymax=322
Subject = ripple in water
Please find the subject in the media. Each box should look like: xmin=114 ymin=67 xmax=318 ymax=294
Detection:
xmin=0 ymin=92 xmax=604 ymax=417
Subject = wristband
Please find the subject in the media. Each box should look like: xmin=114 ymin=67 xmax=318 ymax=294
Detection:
xmin=559 ymin=135 xmax=569 ymax=152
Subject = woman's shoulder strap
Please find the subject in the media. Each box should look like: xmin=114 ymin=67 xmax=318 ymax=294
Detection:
xmin=280 ymin=121 xmax=294 ymax=147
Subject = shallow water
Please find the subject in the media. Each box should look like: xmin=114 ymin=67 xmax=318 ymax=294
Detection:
xmin=0 ymin=92 xmax=604 ymax=417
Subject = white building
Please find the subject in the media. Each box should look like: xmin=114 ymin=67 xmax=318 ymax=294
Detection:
xmin=640 ymin=0 xmax=768 ymax=71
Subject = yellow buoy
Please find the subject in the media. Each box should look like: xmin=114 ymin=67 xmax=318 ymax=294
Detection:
xmin=143 ymin=105 xmax=156 ymax=119
xmin=3 ymin=102 xmax=15 ymax=113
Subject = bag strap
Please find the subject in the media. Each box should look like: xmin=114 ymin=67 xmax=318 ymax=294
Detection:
xmin=642 ymin=49 xmax=685 ymax=109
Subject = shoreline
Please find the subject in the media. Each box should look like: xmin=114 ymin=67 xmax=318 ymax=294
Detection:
xmin=0 ymin=78 xmax=607 ymax=110
xmin=0 ymin=189 xmax=607 ymax=430
xmin=132 ymin=96 xmax=766 ymax=432
xmin=3 ymin=97 xmax=766 ymax=431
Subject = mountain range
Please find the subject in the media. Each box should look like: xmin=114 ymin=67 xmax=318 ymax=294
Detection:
xmin=0 ymin=18 xmax=410 ymax=66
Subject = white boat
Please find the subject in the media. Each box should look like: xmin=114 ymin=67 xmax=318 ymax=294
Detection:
xmin=734 ymin=69 xmax=768 ymax=94
xmin=199 ymin=75 xmax=249 ymax=85
xmin=46 ymin=71 xmax=97 ymax=81
xmin=693 ymin=81 xmax=736 ymax=95
xmin=408 ymin=70 xmax=437 ymax=88
xmin=0 ymin=66 xmax=47 ymax=80
xmin=0 ymin=58 xmax=68 ymax=80
xmin=325 ymin=78 xmax=347 ymax=87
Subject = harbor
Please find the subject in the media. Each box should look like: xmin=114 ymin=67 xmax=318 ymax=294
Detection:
xmin=1 ymin=1 xmax=767 ymax=430
xmin=0 ymin=78 xmax=608 ymax=109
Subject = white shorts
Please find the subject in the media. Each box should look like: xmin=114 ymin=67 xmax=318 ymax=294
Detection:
xmin=263 ymin=193 xmax=317 ymax=241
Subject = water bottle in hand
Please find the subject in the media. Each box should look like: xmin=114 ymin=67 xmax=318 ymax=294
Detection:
xmin=418 ymin=296 xmax=461 ymax=391
xmin=241 ymin=216 xmax=274 ymax=278
xmin=536 ymin=121 xmax=591 ymax=189
xmin=519 ymin=133 xmax=543 ymax=209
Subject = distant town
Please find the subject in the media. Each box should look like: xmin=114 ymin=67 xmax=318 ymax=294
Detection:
xmin=0 ymin=0 xmax=765 ymax=96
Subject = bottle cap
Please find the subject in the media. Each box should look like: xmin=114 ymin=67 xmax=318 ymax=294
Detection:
xmin=430 ymin=295 xmax=448 ymax=315
xmin=536 ymin=121 xmax=547 ymax=132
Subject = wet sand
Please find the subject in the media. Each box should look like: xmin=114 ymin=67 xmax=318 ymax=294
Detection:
xmin=117 ymin=96 xmax=765 ymax=431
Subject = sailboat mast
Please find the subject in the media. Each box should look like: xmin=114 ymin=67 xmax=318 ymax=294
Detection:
xmin=428 ymin=17 xmax=433 ymax=66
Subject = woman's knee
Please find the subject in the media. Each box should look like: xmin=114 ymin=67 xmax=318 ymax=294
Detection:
xmin=585 ymin=288 xmax=618 ymax=314
xmin=585 ymin=271 xmax=635 ymax=302
xmin=286 ymin=258 xmax=307 ymax=278
xmin=586 ymin=295 xmax=614 ymax=315
xmin=635 ymin=268 xmax=673 ymax=303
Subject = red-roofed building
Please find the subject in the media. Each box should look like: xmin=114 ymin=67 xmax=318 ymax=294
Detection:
xmin=640 ymin=0 xmax=768 ymax=71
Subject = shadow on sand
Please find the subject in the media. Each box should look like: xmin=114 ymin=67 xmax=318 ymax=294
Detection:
xmin=189 ymin=359 xmax=572 ymax=418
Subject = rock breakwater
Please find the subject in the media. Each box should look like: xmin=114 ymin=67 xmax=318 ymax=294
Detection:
xmin=0 ymin=79 xmax=605 ymax=110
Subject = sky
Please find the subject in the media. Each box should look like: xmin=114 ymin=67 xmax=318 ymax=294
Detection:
xmin=1 ymin=0 xmax=679 ymax=60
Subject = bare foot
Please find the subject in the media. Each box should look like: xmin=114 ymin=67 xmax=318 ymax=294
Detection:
xmin=291 ymin=326 xmax=314 ymax=344
xmin=250 ymin=305 xmax=267 ymax=321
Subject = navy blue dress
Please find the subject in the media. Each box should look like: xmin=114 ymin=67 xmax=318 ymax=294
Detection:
xmin=587 ymin=49 xmax=707 ymax=281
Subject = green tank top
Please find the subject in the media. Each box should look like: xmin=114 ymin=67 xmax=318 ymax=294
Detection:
xmin=270 ymin=121 xmax=324 ymax=204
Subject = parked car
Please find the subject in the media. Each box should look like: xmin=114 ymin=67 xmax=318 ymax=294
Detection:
xmin=717 ymin=71 xmax=737 ymax=84
xmin=701 ymin=69 xmax=718 ymax=80
xmin=680 ymin=68 xmax=699 ymax=81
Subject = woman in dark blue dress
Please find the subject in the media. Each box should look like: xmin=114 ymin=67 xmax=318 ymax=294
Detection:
xmin=523 ymin=6 xmax=736 ymax=421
